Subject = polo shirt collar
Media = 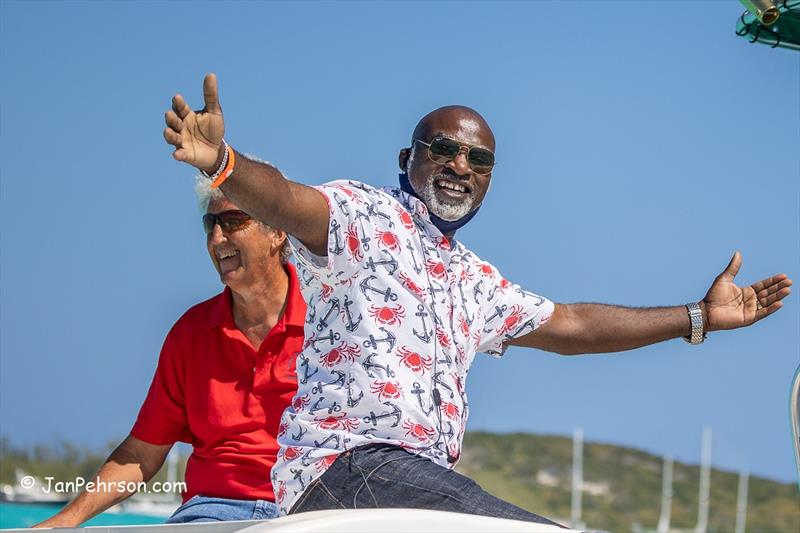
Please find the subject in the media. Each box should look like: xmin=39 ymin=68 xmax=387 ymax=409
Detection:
xmin=204 ymin=262 xmax=305 ymax=331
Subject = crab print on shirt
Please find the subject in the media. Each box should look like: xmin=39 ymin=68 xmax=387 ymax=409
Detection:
xmin=272 ymin=180 xmax=554 ymax=514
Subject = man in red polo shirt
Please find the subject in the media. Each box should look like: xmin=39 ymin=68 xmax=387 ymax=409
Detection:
xmin=35 ymin=181 xmax=305 ymax=527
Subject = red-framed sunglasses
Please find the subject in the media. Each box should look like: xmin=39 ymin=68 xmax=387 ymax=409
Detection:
xmin=202 ymin=210 xmax=254 ymax=234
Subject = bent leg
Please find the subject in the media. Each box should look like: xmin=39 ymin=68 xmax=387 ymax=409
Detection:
xmin=290 ymin=444 xmax=563 ymax=527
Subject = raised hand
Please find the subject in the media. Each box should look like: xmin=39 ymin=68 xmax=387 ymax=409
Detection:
xmin=163 ymin=73 xmax=224 ymax=172
xmin=703 ymin=251 xmax=792 ymax=332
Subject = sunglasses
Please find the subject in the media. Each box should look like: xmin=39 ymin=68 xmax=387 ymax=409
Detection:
xmin=414 ymin=136 xmax=495 ymax=175
xmin=202 ymin=210 xmax=254 ymax=234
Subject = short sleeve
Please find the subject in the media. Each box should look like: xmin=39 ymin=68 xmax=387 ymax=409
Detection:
xmin=476 ymin=261 xmax=554 ymax=357
xmin=288 ymin=181 xmax=379 ymax=286
xmin=130 ymin=329 xmax=191 ymax=445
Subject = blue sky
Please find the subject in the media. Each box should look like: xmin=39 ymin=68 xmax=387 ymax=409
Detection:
xmin=1 ymin=1 xmax=798 ymax=485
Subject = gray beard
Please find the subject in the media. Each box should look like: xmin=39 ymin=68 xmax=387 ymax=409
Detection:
xmin=416 ymin=175 xmax=476 ymax=221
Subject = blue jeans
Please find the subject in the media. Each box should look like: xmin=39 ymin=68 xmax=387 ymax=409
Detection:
xmin=167 ymin=495 xmax=278 ymax=523
xmin=289 ymin=443 xmax=564 ymax=526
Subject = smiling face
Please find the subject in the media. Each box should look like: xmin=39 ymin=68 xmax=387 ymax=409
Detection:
xmin=400 ymin=106 xmax=495 ymax=222
xmin=205 ymin=196 xmax=285 ymax=291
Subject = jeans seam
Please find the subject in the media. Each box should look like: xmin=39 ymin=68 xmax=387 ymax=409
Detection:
xmin=349 ymin=449 xmax=377 ymax=508
xmin=351 ymin=447 xmax=422 ymax=508
xmin=371 ymin=473 xmax=501 ymax=518
xmin=316 ymin=479 xmax=348 ymax=509
xmin=253 ymin=499 xmax=272 ymax=520
xmin=289 ymin=477 xmax=322 ymax=513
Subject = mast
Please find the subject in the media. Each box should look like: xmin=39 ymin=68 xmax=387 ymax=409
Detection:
xmin=693 ymin=426 xmax=712 ymax=533
xmin=734 ymin=471 xmax=749 ymax=533
xmin=656 ymin=455 xmax=673 ymax=533
xmin=570 ymin=427 xmax=585 ymax=530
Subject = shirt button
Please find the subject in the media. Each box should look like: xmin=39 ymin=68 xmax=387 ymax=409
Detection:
xmin=252 ymin=367 xmax=257 ymax=372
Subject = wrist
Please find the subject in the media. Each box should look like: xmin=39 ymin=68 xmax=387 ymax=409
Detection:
xmin=698 ymin=300 xmax=711 ymax=332
xmin=201 ymin=143 xmax=227 ymax=175
xmin=37 ymin=511 xmax=81 ymax=528
xmin=682 ymin=301 xmax=706 ymax=345
xmin=200 ymin=140 xmax=236 ymax=189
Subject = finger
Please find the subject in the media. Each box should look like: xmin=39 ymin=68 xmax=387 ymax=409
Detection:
xmin=172 ymin=147 xmax=189 ymax=162
xmin=163 ymin=127 xmax=181 ymax=146
xmin=760 ymin=286 xmax=792 ymax=307
xmin=750 ymin=273 xmax=789 ymax=293
xmin=754 ymin=300 xmax=783 ymax=321
xmin=172 ymin=94 xmax=192 ymax=120
xmin=719 ymin=251 xmax=742 ymax=281
xmin=203 ymin=73 xmax=221 ymax=113
xmin=164 ymin=110 xmax=183 ymax=132
xmin=755 ymin=277 xmax=792 ymax=299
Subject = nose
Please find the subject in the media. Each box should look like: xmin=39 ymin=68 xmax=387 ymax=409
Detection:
xmin=445 ymin=148 xmax=471 ymax=176
xmin=207 ymin=224 xmax=227 ymax=245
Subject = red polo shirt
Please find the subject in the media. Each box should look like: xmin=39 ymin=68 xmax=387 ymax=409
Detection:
xmin=131 ymin=263 xmax=305 ymax=503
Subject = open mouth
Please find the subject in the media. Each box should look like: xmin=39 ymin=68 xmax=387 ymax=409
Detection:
xmin=434 ymin=178 xmax=472 ymax=196
xmin=215 ymin=249 xmax=242 ymax=276
xmin=216 ymin=249 xmax=239 ymax=261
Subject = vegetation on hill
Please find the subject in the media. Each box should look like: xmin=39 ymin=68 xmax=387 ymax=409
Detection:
xmin=456 ymin=432 xmax=799 ymax=532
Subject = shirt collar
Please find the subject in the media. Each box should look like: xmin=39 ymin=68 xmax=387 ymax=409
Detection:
xmin=383 ymin=185 xmax=459 ymax=250
xmin=204 ymin=262 xmax=306 ymax=330
xmin=383 ymin=185 xmax=431 ymax=219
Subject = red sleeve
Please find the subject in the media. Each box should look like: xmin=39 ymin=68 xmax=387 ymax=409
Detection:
xmin=130 ymin=327 xmax=192 ymax=445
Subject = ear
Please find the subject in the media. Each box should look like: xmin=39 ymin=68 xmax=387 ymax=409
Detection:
xmin=272 ymin=229 xmax=287 ymax=254
xmin=399 ymin=148 xmax=411 ymax=171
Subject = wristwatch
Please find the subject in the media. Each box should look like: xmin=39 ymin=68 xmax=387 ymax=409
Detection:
xmin=683 ymin=302 xmax=705 ymax=345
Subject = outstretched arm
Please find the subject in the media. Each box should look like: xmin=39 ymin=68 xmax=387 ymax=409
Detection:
xmin=163 ymin=73 xmax=329 ymax=256
xmin=33 ymin=436 xmax=171 ymax=528
xmin=510 ymin=252 xmax=792 ymax=355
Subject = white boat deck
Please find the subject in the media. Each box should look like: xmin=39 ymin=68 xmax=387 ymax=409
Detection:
xmin=4 ymin=509 xmax=583 ymax=532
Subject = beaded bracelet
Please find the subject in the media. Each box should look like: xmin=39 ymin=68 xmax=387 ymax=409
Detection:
xmin=210 ymin=145 xmax=235 ymax=189
xmin=201 ymin=140 xmax=236 ymax=189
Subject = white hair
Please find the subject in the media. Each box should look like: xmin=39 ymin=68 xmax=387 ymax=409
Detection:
xmin=194 ymin=154 xmax=279 ymax=213
xmin=194 ymin=174 xmax=226 ymax=213
xmin=193 ymin=155 xmax=292 ymax=263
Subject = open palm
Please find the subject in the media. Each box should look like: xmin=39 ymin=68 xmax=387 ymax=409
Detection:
xmin=704 ymin=252 xmax=792 ymax=332
xmin=163 ymin=73 xmax=224 ymax=171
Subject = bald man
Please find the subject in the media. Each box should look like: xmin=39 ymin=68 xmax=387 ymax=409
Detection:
xmin=163 ymin=74 xmax=791 ymax=523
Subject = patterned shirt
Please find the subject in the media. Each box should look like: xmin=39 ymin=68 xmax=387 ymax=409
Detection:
xmin=272 ymin=180 xmax=554 ymax=513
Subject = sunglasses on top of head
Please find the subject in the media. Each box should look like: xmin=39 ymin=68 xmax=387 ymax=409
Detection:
xmin=414 ymin=136 xmax=495 ymax=175
xmin=202 ymin=210 xmax=254 ymax=234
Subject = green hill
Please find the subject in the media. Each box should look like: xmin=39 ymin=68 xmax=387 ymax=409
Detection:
xmin=456 ymin=432 xmax=799 ymax=532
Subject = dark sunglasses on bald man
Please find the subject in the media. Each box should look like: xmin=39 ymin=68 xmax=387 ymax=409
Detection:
xmin=202 ymin=210 xmax=254 ymax=234
xmin=414 ymin=136 xmax=495 ymax=175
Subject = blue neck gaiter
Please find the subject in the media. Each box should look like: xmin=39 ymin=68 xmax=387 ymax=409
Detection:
xmin=398 ymin=172 xmax=481 ymax=236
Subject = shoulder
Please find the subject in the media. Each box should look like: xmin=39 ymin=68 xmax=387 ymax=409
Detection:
xmin=166 ymin=291 xmax=226 ymax=344
xmin=319 ymin=180 xmax=396 ymax=205
xmin=460 ymin=245 xmax=492 ymax=272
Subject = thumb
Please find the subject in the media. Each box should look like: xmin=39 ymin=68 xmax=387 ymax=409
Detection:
xmin=203 ymin=73 xmax=221 ymax=113
xmin=720 ymin=251 xmax=742 ymax=280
